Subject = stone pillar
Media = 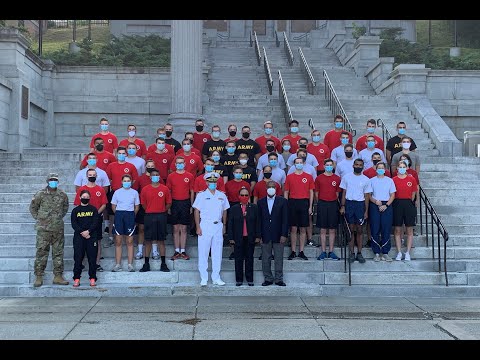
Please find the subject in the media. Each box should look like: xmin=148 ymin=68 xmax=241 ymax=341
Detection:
xmin=352 ymin=35 xmax=383 ymax=76
xmin=169 ymin=20 xmax=203 ymax=133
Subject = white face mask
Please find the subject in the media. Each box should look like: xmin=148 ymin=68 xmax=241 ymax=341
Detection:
xmin=267 ymin=188 xmax=276 ymax=196
xmin=239 ymin=159 xmax=248 ymax=165
xmin=402 ymin=142 xmax=411 ymax=150
xmin=128 ymin=130 xmax=136 ymax=137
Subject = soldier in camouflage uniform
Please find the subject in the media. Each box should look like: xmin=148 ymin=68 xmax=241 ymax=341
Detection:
xmin=29 ymin=173 xmax=70 ymax=287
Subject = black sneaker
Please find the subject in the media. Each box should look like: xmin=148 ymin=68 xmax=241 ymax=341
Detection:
xmin=349 ymin=253 xmax=356 ymax=263
xmin=139 ymin=263 xmax=150 ymax=272
xmin=287 ymin=251 xmax=296 ymax=260
xmin=356 ymin=253 xmax=366 ymax=264
xmin=307 ymin=240 xmax=315 ymax=246
xmin=160 ymin=263 xmax=170 ymax=272
xmin=298 ymin=251 xmax=308 ymax=260
xmin=96 ymin=264 xmax=104 ymax=272
xmin=229 ymin=252 xmax=235 ymax=260
xmin=104 ymin=226 xmax=109 ymax=234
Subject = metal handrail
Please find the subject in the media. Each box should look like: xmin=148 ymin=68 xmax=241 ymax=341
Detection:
xmin=308 ymin=118 xmax=315 ymax=130
xmin=283 ymin=31 xmax=294 ymax=66
xmin=376 ymin=118 xmax=449 ymax=286
xmin=249 ymin=31 xmax=252 ymax=47
xmin=253 ymin=31 xmax=262 ymax=66
xmin=323 ymin=70 xmax=356 ymax=136
xmin=275 ymin=30 xmax=280 ymax=47
xmin=263 ymin=47 xmax=273 ymax=95
xmin=278 ymin=70 xmax=293 ymax=128
xmin=298 ymin=47 xmax=316 ymax=95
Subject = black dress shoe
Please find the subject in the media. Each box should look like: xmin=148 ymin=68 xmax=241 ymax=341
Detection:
xmin=248 ymin=282 xmax=254 ymax=286
xmin=275 ymin=281 xmax=286 ymax=286
xmin=236 ymin=282 xmax=242 ymax=286
xmin=262 ymin=281 xmax=273 ymax=286
xmin=139 ymin=263 xmax=150 ymax=272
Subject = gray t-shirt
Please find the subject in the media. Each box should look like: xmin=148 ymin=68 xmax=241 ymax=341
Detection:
xmin=392 ymin=151 xmax=421 ymax=170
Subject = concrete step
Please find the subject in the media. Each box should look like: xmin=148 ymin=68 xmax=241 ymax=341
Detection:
xmin=0 ymin=184 xmax=77 ymax=193
xmin=0 ymin=160 xmax=81 ymax=169
xmin=0 ymin=193 xmax=75 ymax=203
xmin=0 ymin=203 xmax=76 ymax=213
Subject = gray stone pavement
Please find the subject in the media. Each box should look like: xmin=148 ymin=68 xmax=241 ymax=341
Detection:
xmin=0 ymin=296 xmax=480 ymax=340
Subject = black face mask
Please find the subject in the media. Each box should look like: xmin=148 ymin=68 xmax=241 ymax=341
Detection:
xmin=146 ymin=168 xmax=154 ymax=174
xmin=372 ymin=159 xmax=380 ymax=166
xmin=345 ymin=151 xmax=353 ymax=158
xmin=353 ymin=167 xmax=363 ymax=174
xmin=87 ymin=176 xmax=96 ymax=183
xmin=263 ymin=172 xmax=272 ymax=179
xmin=80 ymin=198 xmax=90 ymax=205
xmin=229 ymin=130 xmax=237 ymax=137
xmin=242 ymin=132 xmax=250 ymax=139
xmin=299 ymin=144 xmax=307 ymax=149
xmin=266 ymin=145 xmax=275 ymax=152
xmin=196 ymin=125 xmax=204 ymax=132
xmin=95 ymin=144 xmax=104 ymax=151
xmin=165 ymin=131 xmax=173 ymax=138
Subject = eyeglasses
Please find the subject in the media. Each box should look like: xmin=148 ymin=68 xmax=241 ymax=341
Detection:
xmin=239 ymin=194 xmax=249 ymax=197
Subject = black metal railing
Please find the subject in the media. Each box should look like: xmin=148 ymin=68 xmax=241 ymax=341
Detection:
xmin=252 ymin=31 xmax=262 ymax=66
xmin=323 ymin=70 xmax=356 ymax=137
xmin=263 ymin=47 xmax=273 ymax=95
xmin=308 ymin=118 xmax=315 ymax=130
xmin=275 ymin=30 xmax=280 ymax=47
xmin=249 ymin=31 xmax=252 ymax=47
xmin=292 ymin=32 xmax=309 ymax=46
xmin=283 ymin=31 xmax=294 ymax=66
xmin=376 ymin=118 xmax=449 ymax=286
xmin=278 ymin=70 xmax=293 ymax=128
xmin=298 ymin=47 xmax=316 ymax=95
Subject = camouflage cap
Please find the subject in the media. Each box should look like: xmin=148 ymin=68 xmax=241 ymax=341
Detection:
xmin=203 ymin=172 xmax=220 ymax=182
xmin=47 ymin=172 xmax=59 ymax=181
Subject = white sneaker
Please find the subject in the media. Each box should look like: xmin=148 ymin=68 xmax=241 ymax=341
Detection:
xmin=395 ymin=252 xmax=403 ymax=261
xmin=200 ymin=279 xmax=208 ymax=287
xmin=152 ymin=251 xmax=160 ymax=260
xmin=127 ymin=264 xmax=135 ymax=272
xmin=135 ymin=251 xmax=143 ymax=260
xmin=382 ymin=254 xmax=393 ymax=262
xmin=374 ymin=254 xmax=381 ymax=262
xmin=112 ymin=264 xmax=122 ymax=272
xmin=404 ymin=252 xmax=411 ymax=261
xmin=212 ymin=279 xmax=226 ymax=286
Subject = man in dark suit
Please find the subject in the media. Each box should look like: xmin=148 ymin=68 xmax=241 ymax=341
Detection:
xmin=257 ymin=181 xmax=289 ymax=286
xmin=228 ymin=187 xmax=261 ymax=286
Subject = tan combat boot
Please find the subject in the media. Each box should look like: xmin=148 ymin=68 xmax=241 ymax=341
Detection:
xmin=53 ymin=274 xmax=69 ymax=285
xmin=33 ymin=276 xmax=43 ymax=287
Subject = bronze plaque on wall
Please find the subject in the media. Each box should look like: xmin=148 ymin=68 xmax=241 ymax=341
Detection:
xmin=203 ymin=20 xmax=228 ymax=32
xmin=291 ymin=20 xmax=316 ymax=33
xmin=253 ymin=20 xmax=266 ymax=35
xmin=21 ymin=85 xmax=29 ymax=119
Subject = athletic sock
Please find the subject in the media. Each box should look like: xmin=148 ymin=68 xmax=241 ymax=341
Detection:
xmin=138 ymin=244 xmax=143 ymax=252
xmin=152 ymin=244 xmax=158 ymax=252
xmin=161 ymin=256 xmax=166 ymax=264
xmin=175 ymin=248 xmax=180 ymax=253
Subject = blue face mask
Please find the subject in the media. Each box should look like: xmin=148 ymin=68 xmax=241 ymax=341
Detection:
xmin=48 ymin=180 xmax=58 ymax=189
xmin=290 ymin=126 xmax=299 ymax=133
xmin=127 ymin=148 xmax=136 ymax=156
xmin=341 ymin=138 xmax=349 ymax=145
xmin=158 ymin=133 xmax=166 ymax=139
xmin=283 ymin=145 xmax=291 ymax=152
xmin=212 ymin=131 xmax=220 ymax=138
xmin=226 ymin=147 xmax=235 ymax=154
xmin=312 ymin=135 xmax=321 ymax=143
xmin=325 ymin=165 xmax=334 ymax=173
xmin=367 ymin=127 xmax=375 ymax=134
xmin=122 ymin=181 xmax=131 ymax=189
xmin=264 ymin=128 xmax=273 ymax=135
xmin=212 ymin=155 xmax=220 ymax=162
xmin=335 ymin=122 xmax=343 ymax=129
xmin=205 ymin=165 xmax=214 ymax=172
xmin=295 ymin=163 xmax=304 ymax=170
xmin=208 ymin=182 xmax=217 ymax=190
xmin=269 ymin=159 xmax=278 ymax=167
xmin=398 ymin=128 xmax=406 ymax=135
xmin=367 ymin=141 xmax=375 ymax=148
xmin=183 ymin=144 xmax=191 ymax=152
xmin=117 ymin=154 xmax=126 ymax=161
xmin=156 ymin=143 xmax=165 ymax=151
xmin=87 ymin=159 xmax=96 ymax=167
xmin=151 ymin=176 xmax=160 ymax=183
xmin=176 ymin=163 xmax=185 ymax=171
xmin=234 ymin=173 xmax=243 ymax=180
xmin=376 ymin=169 xmax=385 ymax=176
xmin=100 ymin=124 xmax=108 ymax=131
xmin=398 ymin=167 xmax=407 ymax=175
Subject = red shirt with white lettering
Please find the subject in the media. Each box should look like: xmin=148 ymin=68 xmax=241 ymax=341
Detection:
xmin=363 ymin=167 xmax=392 ymax=179
xmin=252 ymin=180 xmax=282 ymax=200
xmin=281 ymin=134 xmax=302 ymax=154
xmin=147 ymin=143 xmax=175 ymax=155
xmin=106 ymin=161 xmax=139 ymax=191
xmin=284 ymin=172 xmax=315 ymax=199
xmin=314 ymin=173 xmax=341 ymax=201
xmin=89 ymin=132 xmax=118 ymax=154
xmin=255 ymin=135 xmax=281 ymax=154
xmin=166 ymin=171 xmax=194 ymax=200
xmin=80 ymin=151 xmax=117 ymax=171
xmin=307 ymin=143 xmax=331 ymax=171
xmin=225 ymin=180 xmax=251 ymax=203
xmin=393 ymin=175 xmax=418 ymax=199
xmin=145 ymin=151 xmax=174 ymax=181
xmin=169 ymin=153 xmax=204 ymax=175
xmin=119 ymin=138 xmax=148 ymax=158
xmin=140 ymin=183 xmax=172 ymax=213
xmin=73 ymin=185 xmax=107 ymax=210
xmin=392 ymin=168 xmax=419 ymax=185
xmin=324 ymin=129 xmax=353 ymax=152
xmin=193 ymin=132 xmax=212 ymax=153
xmin=194 ymin=174 xmax=225 ymax=193
xmin=355 ymin=134 xmax=385 ymax=153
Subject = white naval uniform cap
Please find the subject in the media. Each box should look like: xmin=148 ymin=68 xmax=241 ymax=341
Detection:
xmin=204 ymin=172 xmax=220 ymax=182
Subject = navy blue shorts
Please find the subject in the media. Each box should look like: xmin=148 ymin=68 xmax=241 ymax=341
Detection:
xmin=345 ymin=200 xmax=365 ymax=225
xmin=113 ymin=210 xmax=136 ymax=236
xmin=144 ymin=213 xmax=167 ymax=241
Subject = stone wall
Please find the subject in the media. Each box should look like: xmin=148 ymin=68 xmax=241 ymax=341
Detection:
xmin=0 ymin=75 xmax=11 ymax=151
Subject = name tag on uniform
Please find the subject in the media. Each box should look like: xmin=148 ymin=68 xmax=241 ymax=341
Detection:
xmin=218 ymin=198 xmax=224 ymax=201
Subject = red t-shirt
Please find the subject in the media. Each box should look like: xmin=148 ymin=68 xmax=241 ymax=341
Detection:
xmin=393 ymin=175 xmax=418 ymax=199
xmin=324 ymin=129 xmax=353 ymax=152
xmin=314 ymin=173 xmax=341 ymax=201
xmin=166 ymin=171 xmax=194 ymax=200
xmin=73 ymin=185 xmax=108 ymax=210
xmin=169 ymin=153 xmax=204 ymax=175
xmin=80 ymin=151 xmax=117 ymax=171
xmin=307 ymin=143 xmax=331 ymax=171
xmin=393 ymin=168 xmax=419 ymax=185
xmin=223 ymin=137 xmax=239 ymax=143
xmin=140 ymin=183 xmax=172 ymax=213
xmin=252 ymin=180 xmax=282 ymax=200
xmin=355 ymin=134 xmax=385 ymax=152
xmin=363 ymin=167 xmax=392 ymax=179
xmin=145 ymin=151 xmax=174 ymax=182
xmin=176 ymin=148 xmax=201 ymax=157
xmin=225 ymin=180 xmax=251 ymax=203
xmin=106 ymin=161 xmax=139 ymax=191
xmin=255 ymin=135 xmax=281 ymax=154
xmin=193 ymin=174 xmax=226 ymax=193
xmin=147 ymin=143 xmax=175 ymax=155
xmin=119 ymin=138 xmax=148 ymax=158
xmin=284 ymin=172 xmax=315 ymax=199
xmin=193 ymin=132 xmax=212 ymax=153
xmin=137 ymin=173 xmax=165 ymax=194
xmin=90 ymin=132 xmax=118 ymax=154
xmin=281 ymin=134 xmax=302 ymax=154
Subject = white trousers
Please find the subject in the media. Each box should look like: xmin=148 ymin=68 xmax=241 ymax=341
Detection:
xmin=197 ymin=221 xmax=223 ymax=282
